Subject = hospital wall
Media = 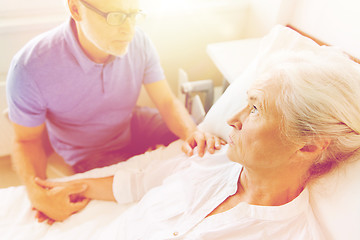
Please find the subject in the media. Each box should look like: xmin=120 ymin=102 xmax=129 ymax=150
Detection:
xmin=243 ymin=0 xmax=360 ymax=60
xmin=286 ymin=0 xmax=360 ymax=58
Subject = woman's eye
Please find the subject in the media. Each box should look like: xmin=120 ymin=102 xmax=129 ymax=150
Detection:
xmin=250 ymin=105 xmax=258 ymax=114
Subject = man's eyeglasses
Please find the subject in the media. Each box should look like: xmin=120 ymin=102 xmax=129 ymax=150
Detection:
xmin=79 ymin=0 xmax=145 ymax=26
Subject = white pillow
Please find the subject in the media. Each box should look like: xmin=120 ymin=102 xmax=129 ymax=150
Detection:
xmin=310 ymin=156 xmax=360 ymax=240
xmin=199 ymin=25 xmax=360 ymax=240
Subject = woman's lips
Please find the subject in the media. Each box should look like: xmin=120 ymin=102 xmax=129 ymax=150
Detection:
xmin=228 ymin=135 xmax=234 ymax=145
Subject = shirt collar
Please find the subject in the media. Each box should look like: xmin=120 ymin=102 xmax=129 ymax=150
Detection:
xmin=234 ymin=187 xmax=310 ymax=221
xmin=63 ymin=18 xmax=111 ymax=73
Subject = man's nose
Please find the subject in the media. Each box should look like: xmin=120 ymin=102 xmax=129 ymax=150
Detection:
xmin=115 ymin=18 xmax=134 ymax=33
xmin=122 ymin=16 xmax=135 ymax=28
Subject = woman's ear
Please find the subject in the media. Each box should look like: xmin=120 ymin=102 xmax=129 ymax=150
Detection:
xmin=298 ymin=138 xmax=331 ymax=159
xmin=293 ymin=138 xmax=331 ymax=168
xmin=68 ymin=0 xmax=82 ymax=21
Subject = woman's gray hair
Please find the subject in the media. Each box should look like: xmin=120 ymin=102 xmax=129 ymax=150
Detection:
xmin=258 ymin=48 xmax=360 ymax=178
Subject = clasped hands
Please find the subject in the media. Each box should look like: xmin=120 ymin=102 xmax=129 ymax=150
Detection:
xmin=31 ymin=178 xmax=90 ymax=225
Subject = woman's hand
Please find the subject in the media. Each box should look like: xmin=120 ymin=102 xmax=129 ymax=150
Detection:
xmin=32 ymin=178 xmax=90 ymax=224
xmin=182 ymin=130 xmax=226 ymax=157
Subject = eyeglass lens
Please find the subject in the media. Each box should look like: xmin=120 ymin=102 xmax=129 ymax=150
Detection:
xmin=107 ymin=12 xmax=142 ymax=26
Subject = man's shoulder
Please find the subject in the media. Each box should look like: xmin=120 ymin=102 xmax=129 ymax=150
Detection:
xmin=13 ymin=22 xmax=67 ymax=70
xmin=134 ymin=27 xmax=147 ymax=39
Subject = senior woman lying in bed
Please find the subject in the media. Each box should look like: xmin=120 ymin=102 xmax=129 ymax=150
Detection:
xmin=35 ymin=49 xmax=360 ymax=239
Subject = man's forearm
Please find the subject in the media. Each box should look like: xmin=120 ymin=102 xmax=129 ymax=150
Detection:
xmin=12 ymin=139 xmax=48 ymax=186
xmin=11 ymin=139 xmax=52 ymax=212
xmin=159 ymin=97 xmax=197 ymax=140
xmin=144 ymin=79 xmax=197 ymax=140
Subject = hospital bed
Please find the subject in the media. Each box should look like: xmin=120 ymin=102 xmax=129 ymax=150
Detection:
xmin=0 ymin=25 xmax=359 ymax=240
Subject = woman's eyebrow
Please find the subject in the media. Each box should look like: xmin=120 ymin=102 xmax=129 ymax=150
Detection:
xmin=248 ymin=95 xmax=258 ymax=102
xmin=247 ymin=90 xmax=261 ymax=104
xmin=247 ymin=90 xmax=266 ymax=111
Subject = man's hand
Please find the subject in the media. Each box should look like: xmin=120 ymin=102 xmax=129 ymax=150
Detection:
xmin=182 ymin=130 xmax=226 ymax=157
xmin=31 ymin=178 xmax=90 ymax=224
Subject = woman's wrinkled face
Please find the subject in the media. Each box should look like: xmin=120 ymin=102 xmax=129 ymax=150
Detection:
xmin=226 ymin=75 xmax=299 ymax=171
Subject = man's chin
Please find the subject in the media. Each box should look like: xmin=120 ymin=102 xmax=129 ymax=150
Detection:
xmin=110 ymin=47 xmax=128 ymax=58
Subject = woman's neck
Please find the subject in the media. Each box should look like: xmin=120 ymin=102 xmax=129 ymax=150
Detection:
xmin=206 ymin=165 xmax=308 ymax=218
xmin=238 ymin=167 xmax=307 ymax=206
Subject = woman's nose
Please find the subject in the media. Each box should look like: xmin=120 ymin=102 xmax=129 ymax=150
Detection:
xmin=227 ymin=111 xmax=243 ymax=130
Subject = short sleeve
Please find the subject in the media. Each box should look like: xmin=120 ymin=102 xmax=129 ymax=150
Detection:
xmin=140 ymin=30 xmax=165 ymax=84
xmin=6 ymin=58 xmax=47 ymax=127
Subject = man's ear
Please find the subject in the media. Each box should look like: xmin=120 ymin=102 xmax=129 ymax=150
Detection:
xmin=68 ymin=0 xmax=82 ymax=21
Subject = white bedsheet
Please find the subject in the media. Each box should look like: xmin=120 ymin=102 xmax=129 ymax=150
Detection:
xmin=0 ymin=186 xmax=134 ymax=240
xmin=0 ymin=140 xmax=183 ymax=240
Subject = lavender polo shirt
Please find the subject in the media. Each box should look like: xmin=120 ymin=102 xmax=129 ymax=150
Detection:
xmin=6 ymin=19 xmax=165 ymax=165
